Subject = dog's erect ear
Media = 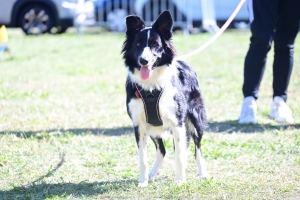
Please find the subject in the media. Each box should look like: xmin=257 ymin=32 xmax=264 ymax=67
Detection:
xmin=126 ymin=15 xmax=146 ymax=37
xmin=152 ymin=11 xmax=173 ymax=40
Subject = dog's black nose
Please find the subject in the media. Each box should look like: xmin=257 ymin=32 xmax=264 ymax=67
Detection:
xmin=139 ymin=58 xmax=148 ymax=66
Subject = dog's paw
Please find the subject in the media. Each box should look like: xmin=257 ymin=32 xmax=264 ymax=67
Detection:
xmin=138 ymin=181 xmax=148 ymax=188
xmin=199 ymin=172 xmax=210 ymax=179
xmin=148 ymin=171 xmax=159 ymax=181
xmin=174 ymin=179 xmax=186 ymax=186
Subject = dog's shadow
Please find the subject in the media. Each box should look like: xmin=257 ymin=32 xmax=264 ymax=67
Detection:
xmin=207 ymin=120 xmax=300 ymax=133
xmin=0 ymin=127 xmax=134 ymax=138
xmin=0 ymin=179 xmax=137 ymax=199
xmin=0 ymin=152 xmax=137 ymax=199
xmin=1 ymin=121 xmax=299 ymax=138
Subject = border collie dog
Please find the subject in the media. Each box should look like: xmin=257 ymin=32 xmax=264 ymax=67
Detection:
xmin=122 ymin=11 xmax=209 ymax=187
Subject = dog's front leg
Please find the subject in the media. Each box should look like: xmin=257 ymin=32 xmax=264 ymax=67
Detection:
xmin=149 ymin=137 xmax=166 ymax=181
xmin=134 ymin=126 xmax=149 ymax=187
xmin=173 ymin=126 xmax=187 ymax=184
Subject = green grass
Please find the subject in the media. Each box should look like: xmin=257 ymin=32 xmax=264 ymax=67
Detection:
xmin=0 ymin=27 xmax=300 ymax=199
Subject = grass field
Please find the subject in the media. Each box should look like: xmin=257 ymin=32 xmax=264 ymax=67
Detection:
xmin=0 ymin=27 xmax=300 ymax=199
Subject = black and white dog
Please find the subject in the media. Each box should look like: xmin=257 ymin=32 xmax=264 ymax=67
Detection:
xmin=122 ymin=11 xmax=209 ymax=187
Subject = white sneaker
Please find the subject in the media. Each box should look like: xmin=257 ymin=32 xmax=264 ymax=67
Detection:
xmin=238 ymin=96 xmax=257 ymax=124
xmin=270 ymin=96 xmax=293 ymax=123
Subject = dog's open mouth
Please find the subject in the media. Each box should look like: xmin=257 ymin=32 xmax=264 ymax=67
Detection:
xmin=140 ymin=66 xmax=152 ymax=80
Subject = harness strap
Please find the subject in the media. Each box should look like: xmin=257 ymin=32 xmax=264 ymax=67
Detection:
xmin=135 ymin=84 xmax=163 ymax=126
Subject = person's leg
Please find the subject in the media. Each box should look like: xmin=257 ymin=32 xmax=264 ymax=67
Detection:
xmin=273 ymin=0 xmax=300 ymax=101
xmin=269 ymin=0 xmax=300 ymax=123
xmin=239 ymin=0 xmax=278 ymax=124
xmin=242 ymin=0 xmax=278 ymax=99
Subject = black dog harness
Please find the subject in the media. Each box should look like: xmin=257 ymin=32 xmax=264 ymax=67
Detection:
xmin=135 ymin=84 xmax=163 ymax=126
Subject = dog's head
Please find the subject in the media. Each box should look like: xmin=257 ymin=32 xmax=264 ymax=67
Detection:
xmin=122 ymin=11 xmax=177 ymax=81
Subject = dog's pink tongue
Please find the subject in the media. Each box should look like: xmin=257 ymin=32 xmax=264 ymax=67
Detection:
xmin=140 ymin=67 xmax=151 ymax=80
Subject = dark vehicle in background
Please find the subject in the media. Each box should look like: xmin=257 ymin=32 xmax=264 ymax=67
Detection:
xmin=0 ymin=0 xmax=78 ymax=35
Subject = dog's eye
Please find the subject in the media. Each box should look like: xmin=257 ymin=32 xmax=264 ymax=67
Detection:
xmin=151 ymin=42 xmax=159 ymax=47
xmin=136 ymin=42 xmax=141 ymax=47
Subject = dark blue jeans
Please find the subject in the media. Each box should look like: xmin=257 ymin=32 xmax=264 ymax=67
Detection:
xmin=242 ymin=0 xmax=300 ymax=102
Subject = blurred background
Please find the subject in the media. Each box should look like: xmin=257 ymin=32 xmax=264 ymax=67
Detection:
xmin=0 ymin=0 xmax=249 ymax=35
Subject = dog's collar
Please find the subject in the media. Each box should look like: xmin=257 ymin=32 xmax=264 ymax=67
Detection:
xmin=135 ymin=84 xmax=163 ymax=126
